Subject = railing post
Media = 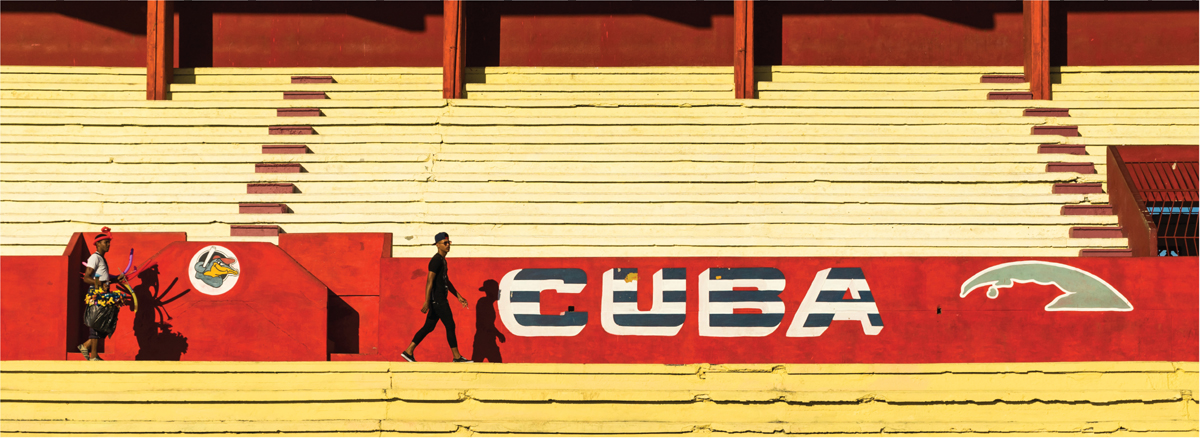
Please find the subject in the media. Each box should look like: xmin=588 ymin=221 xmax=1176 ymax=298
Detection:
xmin=146 ymin=0 xmax=173 ymax=100
xmin=443 ymin=0 xmax=466 ymax=99
xmin=734 ymin=0 xmax=755 ymax=99
xmin=1023 ymin=0 xmax=1051 ymax=100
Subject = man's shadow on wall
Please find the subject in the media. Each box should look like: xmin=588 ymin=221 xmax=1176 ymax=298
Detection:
xmin=131 ymin=265 xmax=190 ymax=360
xmin=471 ymin=279 xmax=506 ymax=363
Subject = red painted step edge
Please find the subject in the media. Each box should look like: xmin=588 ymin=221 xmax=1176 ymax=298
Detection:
xmin=230 ymin=225 xmax=282 ymax=237
xmin=291 ymin=76 xmax=334 ymax=84
xmin=987 ymin=91 xmax=1033 ymax=100
xmin=255 ymin=163 xmax=304 ymax=173
xmin=269 ymin=125 xmax=315 ymax=135
xmin=1024 ymin=108 xmax=1070 ymax=117
xmin=1046 ymin=163 xmax=1097 ymax=174
xmin=262 ymin=145 xmax=309 ymax=154
xmin=247 ymin=183 xmax=297 ymax=194
xmin=1038 ymin=144 xmax=1087 ymax=155
xmin=277 ymin=108 xmax=322 ymax=117
xmin=980 ymin=75 xmax=1026 ymax=83
xmin=1032 ymin=125 xmax=1080 ymax=136
xmin=284 ymin=91 xmax=327 ymax=100
xmin=1070 ymin=227 xmax=1125 ymax=238
xmin=1061 ymin=205 xmax=1114 ymax=215
xmin=1079 ymin=248 xmax=1133 ymax=257
xmin=1053 ymin=183 xmax=1104 ymax=194
xmin=239 ymin=203 xmax=291 ymax=214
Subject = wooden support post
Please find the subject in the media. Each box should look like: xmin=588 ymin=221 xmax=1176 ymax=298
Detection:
xmin=443 ymin=0 xmax=466 ymax=99
xmin=734 ymin=0 xmax=755 ymax=99
xmin=146 ymin=0 xmax=173 ymax=100
xmin=1023 ymin=0 xmax=1051 ymax=100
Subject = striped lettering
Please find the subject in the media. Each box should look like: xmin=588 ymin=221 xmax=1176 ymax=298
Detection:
xmin=786 ymin=268 xmax=883 ymax=337
xmin=698 ymin=268 xmax=786 ymax=337
xmin=498 ymin=268 xmax=589 ymax=337
xmin=601 ymin=268 xmax=687 ymax=336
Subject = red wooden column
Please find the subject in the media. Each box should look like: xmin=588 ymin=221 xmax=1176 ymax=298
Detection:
xmin=443 ymin=0 xmax=466 ymax=99
xmin=1023 ymin=0 xmax=1051 ymax=100
xmin=734 ymin=0 xmax=755 ymax=99
xmin=146 ymin=0 xmax=173 ymax=100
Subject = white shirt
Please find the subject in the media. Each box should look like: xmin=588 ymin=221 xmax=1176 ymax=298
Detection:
xmin=87 ymin=252 xmax=110 ymax=282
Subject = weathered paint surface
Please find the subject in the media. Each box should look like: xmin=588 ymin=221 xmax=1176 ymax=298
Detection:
xmin=380 ymin=256 xmax=1198 ymax=364
xmin=1 ymin=361 xmax=1196 ymax=435
xmin=4 ymin=234 xmax=1195 ymax=363
xmin=0 ymin=239 xmax=331 ymax=361
xmin=7 ymin=66 xmax=1196 ymax=258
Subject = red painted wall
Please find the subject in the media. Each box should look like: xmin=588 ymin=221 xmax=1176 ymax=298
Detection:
xmin=1059 ymin=2 xmax=1199 ymax=66
xmin=0 ymin=1 xmax=148 ymax=67
xmin=99 ymin=242 xmax=329 ymax=361
xmin=0 ymin=256 xmax=67 ymax=360
xmin=279 ymin=233 xmax=392 ymax=356
xmin=380 ymin=256 xmax=1198 ymax=364
xmin=181 ymin=1 xmax=442 ymax=68
xmin=763 ymin=1 xmax=1025 ymax=66
xmin=4 ymin=1 xmax=1195 ymax=68
xmin=467 ymin=2 xmax=734 ymax=67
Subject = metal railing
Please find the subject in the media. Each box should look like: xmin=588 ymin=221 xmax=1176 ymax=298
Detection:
xmin=1126 ymin=161 xmax=1198 ymax=256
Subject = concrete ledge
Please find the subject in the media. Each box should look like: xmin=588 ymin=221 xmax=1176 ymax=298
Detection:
xmin=246 ymin=183 xmax=297 ymax=194
xmin=230 ymin=225 xmax=281 ymax=237
xmin=1070 ymin=227 xmax=1125 ymax=239
xmin=1053 ymin=183 xmax=1105 ymax=194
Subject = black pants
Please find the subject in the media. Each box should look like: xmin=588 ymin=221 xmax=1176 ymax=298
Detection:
xmin=411 ymin=300 xmax=457 ymax=348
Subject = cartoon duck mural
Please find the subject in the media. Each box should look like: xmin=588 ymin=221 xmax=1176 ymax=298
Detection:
xmin=194 ymin=252 xmax=239 ymax=289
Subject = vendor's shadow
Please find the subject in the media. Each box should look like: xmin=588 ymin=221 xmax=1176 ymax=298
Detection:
xmin=131 ymin=265 xmax=190 ymax=360
xmin=471 ymin=279 xmax=506 ymax=363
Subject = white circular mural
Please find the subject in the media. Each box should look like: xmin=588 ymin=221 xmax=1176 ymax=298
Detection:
xmin=188 ymin=245 xmax=241 ymax=296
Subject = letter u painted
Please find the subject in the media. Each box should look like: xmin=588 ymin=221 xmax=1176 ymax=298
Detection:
xmin=601 ymin=268 xmax=687 ymax=336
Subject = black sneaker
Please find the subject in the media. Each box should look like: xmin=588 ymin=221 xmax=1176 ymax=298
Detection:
xmin=453 ymin=357 xmax=473 ymax=363
xmin=401 ymin=351 xmax=416 ymax=362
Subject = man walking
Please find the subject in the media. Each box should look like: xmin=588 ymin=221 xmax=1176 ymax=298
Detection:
xmin=402 ymin=232 xmax=472 ymax=363
xmin=78 ymin=227 xmax=127 ymax=361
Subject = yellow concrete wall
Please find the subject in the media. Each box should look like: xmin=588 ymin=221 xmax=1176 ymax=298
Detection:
xmin=2 ymin=66 xmax=1196 ymax=257
xmin=1 ymin=361 xmax=1196 ymax=435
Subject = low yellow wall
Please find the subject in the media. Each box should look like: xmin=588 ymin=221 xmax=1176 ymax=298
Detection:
xmin=1 ymin=361 xmax=1196 ymax=436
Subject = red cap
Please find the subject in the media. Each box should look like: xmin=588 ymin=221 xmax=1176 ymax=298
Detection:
xmin=93 ymin=226 xmax=112 ymax=245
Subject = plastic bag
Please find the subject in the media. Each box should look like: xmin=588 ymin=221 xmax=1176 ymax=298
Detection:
xmin=84 ymin=303 xmax=118 ymax=335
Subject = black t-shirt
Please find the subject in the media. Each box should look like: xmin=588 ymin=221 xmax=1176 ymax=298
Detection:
xmin=428 ymin=253 xmax=451 ymax=303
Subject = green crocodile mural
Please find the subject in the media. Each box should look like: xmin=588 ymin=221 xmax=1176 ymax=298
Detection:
xmin=960 ymin=261 xmax=1133 ymax=311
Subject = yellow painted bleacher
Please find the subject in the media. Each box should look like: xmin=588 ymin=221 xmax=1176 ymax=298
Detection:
xmin=2 ymin=66 xmax=1197 ymax=257
xmin=1 ymin=361 xmax=1195 ymax=435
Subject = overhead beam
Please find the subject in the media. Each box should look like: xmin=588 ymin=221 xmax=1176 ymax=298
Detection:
xmin=146 ymin=0 xmax=173 ymax=100
xmin=734 ymin=0 xmax=755 ymax=99
xmin=1024 ymin=0 xmax=1051 ymax=100
xmin=443 ymin=0 xmax=466 ymax=99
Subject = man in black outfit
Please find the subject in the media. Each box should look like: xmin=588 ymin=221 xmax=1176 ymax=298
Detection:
xmin=402 ymin=232 xmax=472 ymax=363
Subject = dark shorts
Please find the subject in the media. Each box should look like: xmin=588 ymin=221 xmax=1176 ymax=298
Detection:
xmin=88 ymin=326 xmax=111 ymax=340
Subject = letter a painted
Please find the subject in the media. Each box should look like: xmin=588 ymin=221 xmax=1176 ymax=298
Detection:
xmin=786 ymin=268 xmax=883 ymax=337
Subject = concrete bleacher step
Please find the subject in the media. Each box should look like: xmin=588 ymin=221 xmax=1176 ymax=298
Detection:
xmin=5 ymin=65 xmax=1195 ymax=257
xmin=1 ymin=361 xmax=1193 ymax=435
xmin=0 ymin=200 xmax=1123 ymax=222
